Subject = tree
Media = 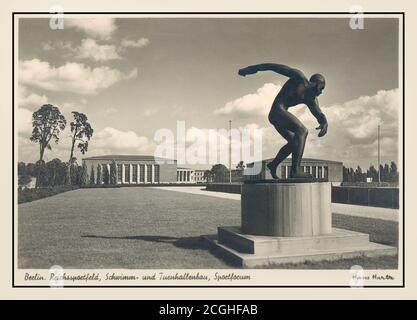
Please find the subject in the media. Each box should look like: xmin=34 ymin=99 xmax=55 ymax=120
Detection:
xmin=348 ymin=167 xmax=354 ymax=182
xmin=69 ymin=163 xmax=84 ymax=186
xmin=103 ymin=165 xmax=110 ymax=185
xmin=30 ymin=104 xmax=66 ymax=187
xmin=34 ymin=160 xmax=48 ymax=187
xmin=80 ymin=162 xmax=88 ymax=186
xmin=380 ymin=163 xmax=390 ymax=182
xmin=45 ymin=158 xmax=65 ymax=186
xmin=354 ymin=166 xmax=364 ymax=182
xmin=110 ymin=160 xmax=117 ymax=185
xmin=203 ymin=170 xmax=212 ymax=183
xmin=18 ymin=175 xmax=32 ymax=188
xmin=18 ymin=162 xmax=26 ymax=176
xmin=25 ymin=163 xmax=37 ymax=177
xmin=343 ymin=166 xmax=350 ymax=182
xmin=367 ymin=165 xmax=378 ymax=182
xmin=389 ymin=161 xmax=399 ymax=183
xmin=210 ymin=164 xmax=229 ymax=182
xmin=89 ymin=165 xmax=95 ymax=185
xmin=30 ymin=104 xmax=66 ymax=163
xmin=96 ymin=164 xmax=102 ymax=185
xmin=68 ymin=112 xmax=94 ymax=164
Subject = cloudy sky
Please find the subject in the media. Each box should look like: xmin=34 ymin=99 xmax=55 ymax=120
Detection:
xmin=17 ymin=17 xmax=400 ymax=169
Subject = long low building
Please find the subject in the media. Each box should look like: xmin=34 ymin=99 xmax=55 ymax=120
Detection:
xmin=245 ymin=157 xmax=343 ymax=184
xmin=82 ymin=155 xmax=208 ymax=184
xmin=83 ymin=155 xmax=177 ymax=184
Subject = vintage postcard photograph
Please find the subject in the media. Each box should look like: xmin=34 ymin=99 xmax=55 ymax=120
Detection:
xmin=13 ymin=12 xmax=403 ymax=288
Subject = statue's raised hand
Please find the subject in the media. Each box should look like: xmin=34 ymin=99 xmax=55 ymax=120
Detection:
xmin=238 ymin=66 xmax=257 ymax=77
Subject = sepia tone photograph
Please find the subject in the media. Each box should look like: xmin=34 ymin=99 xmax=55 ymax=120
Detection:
xmin=13 ymin=13 xmax=403 ymax=287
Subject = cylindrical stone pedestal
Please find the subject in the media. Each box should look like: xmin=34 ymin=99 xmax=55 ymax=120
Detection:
xmin=241 ymin=181 xmax=332 ymax=237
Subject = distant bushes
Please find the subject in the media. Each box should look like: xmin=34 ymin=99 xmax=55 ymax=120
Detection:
xmin=18 ymin=185 xmax=79 ymax=204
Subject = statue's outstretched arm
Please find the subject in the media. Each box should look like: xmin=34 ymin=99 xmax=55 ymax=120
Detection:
xmin=238 ymin=63 xmax=306 ymax=80
xmin=307 ymin=98 xmax=328 ymax=137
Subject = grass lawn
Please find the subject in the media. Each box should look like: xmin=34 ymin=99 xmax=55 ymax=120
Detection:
xmin=18 ymin=187 xmax=398 ymax=269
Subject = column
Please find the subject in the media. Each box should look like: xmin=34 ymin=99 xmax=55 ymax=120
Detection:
xmin=144 ymin=164 xmax=148 ymax=184
xmin=122 ymin=163 xmax=125 ymax=183
xmin=322 ymin=166 xmax=325 ymax=178
xmin=151 ymin=165 xmax=155 ymax=183
xmin=285 ymin=166 xmax=288 ymax=179
xmin=130 ymin=164 xmax=133 ymax=183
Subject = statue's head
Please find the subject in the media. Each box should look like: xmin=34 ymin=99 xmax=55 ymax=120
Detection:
xmin=309 ymin=73 xmax=326 ymax=96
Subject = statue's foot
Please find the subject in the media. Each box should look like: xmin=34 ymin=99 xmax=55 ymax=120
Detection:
xmin=266 ymin=162 xmax=279 ymax=180
xmin=289 ymin=171 xmax=313 ymax=179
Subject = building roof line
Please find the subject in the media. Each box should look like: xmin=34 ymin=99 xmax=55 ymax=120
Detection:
xmin=82 ymin=155 xmax=177 ymax=162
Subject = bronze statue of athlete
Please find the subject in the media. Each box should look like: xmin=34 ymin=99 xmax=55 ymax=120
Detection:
xmin=238 ymin=63 xmax=328 ymax=179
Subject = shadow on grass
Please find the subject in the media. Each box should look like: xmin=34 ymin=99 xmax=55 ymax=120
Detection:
xmin=81 ymin=234 xmax=205 ymax=250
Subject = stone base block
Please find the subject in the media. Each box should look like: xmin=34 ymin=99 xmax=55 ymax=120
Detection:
xmin=241 ymin=181 xmax=332 ymax=237
xmin=202 ymin=226 xmax=397 ymax=268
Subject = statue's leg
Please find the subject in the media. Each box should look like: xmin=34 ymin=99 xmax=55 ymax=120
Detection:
xmin=267 ymin=124 xmax=294 ymax=178
xmin=272 ymin=110 xmax=311 ymax=178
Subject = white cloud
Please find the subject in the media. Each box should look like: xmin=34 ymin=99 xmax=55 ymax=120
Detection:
xmin=92 ymin=127 xmax=156 ymax=153
xmin=121 ymin=37 xmax=150 ymax=48
xmin=214 ymin=82 xmax=282 ymax=117
xmin=19 ymin=59 xmax=138 ymax=95
xmin=65 ymin=18 xmax=117 ymax=40
xmin=75 ymin=38 xmax=121 ymax=62
xmin=18 ymin=85 xmax=48 ymax=109
xmin=42 ymin=40 xmax=73 ymax=52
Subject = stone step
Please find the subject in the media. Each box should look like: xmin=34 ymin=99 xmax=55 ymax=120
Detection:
xmin=202 ymin=233 xmax=397 ymax=268
xmin=218 ymin=226 xmax=370 ymax=255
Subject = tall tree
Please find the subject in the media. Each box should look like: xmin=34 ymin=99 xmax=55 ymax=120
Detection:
xmin=30 ymin=104 xmax=66 ymax=187
xmin=80 ymin=162 xmax=88 ymax=186
xmin=96 ymin=164 xmax=102 ymax=185
xmin=103 ymin=165 xmax=110 ymax=185
xmin=89 ymin=166 xmax=95 ymax=185
xmin=354 ymin=166 xmax=363 ymax=182
xmin=18 ymin=162 xmax=26 ymax=176
xmin=30 ymin=104 xmax=66 ymax=163
xmin=45 ymin=158 xmax=64 ymax=186
xmin=367 ymin=165 xmax=378 ymax=182
xmin=342 ymin=166 xmax=350 ymax=182
xmin=389 ymin=161 xmax=399 ymax=183
xmin=110 ymin=160 xmax=117 ymax=185
xmin=68 ymin=112 xmax=94 ymax=164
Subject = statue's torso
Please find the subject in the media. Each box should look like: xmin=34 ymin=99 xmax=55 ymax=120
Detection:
xmin=271 ymin=78 xmax=311 ymax=112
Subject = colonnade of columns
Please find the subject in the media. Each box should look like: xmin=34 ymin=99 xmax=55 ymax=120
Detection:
xmin=114 ymin=163 xmax=158 ymax=184
xmin=282 ymin=165 xmax=327 ymax=179
xmin=177 ymin=170 xmax=194 ymax=183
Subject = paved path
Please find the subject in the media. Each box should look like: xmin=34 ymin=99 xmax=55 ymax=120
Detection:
xmin=154 ymin=186 xmax=399 ymax=222
xmin=152 ymin=186 xmax=240 ymax=200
